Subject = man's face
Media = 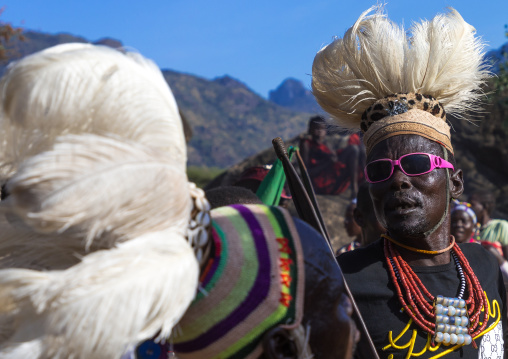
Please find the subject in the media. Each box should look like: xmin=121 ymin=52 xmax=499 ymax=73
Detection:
xmin=450 ymin=210 xmax=475 ymax=243
xmin=367 ymin=135 xmax=452 ymax=239
xmin=310 ymin=124 xmax=327 ymax=143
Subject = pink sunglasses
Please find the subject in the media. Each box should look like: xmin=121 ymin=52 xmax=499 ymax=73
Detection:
xmin=364 ymin=152 xmax=454 ymax=183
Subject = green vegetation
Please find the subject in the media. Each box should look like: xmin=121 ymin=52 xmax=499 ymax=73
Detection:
xmin=0 ymin=8 xmax=24 ymax=62
xmin=187 ymin=166 xmax=224 ymax=188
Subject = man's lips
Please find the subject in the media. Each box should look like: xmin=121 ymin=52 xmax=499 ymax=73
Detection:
xmin=385 ymin=196 xmax=420 ymax=212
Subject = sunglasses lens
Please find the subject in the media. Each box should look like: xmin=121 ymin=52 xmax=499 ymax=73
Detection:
xmin=400 ymin=154 xmax=431 ymax=175
xmin=366 ymin=161 xmax=392 ymax=182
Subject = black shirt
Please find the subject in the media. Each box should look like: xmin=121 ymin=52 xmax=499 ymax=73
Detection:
xmin=338 ymin=240 xmax=506 ymax=359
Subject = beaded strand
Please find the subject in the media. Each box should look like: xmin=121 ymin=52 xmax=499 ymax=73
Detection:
xmin=384 ymin=237 xmax=489 ymax=348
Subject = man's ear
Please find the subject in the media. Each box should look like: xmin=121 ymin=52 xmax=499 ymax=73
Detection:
xmin=449 ymin=169 xmax=464 ymax=199
xmin=353 ymin=207 xmax=364 ymax=228
xmin=261 ymin=327 xmax=298 ymax=359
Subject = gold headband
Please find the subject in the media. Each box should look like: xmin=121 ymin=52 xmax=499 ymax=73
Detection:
xmin=363 ymin=109 xmax=453 ymax=155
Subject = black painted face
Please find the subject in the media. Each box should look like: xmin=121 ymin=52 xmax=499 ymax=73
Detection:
xmin=367 ymin=135 xmax=454 ymax=239
xmin=310 ymin=124 xmax=327 ymax=143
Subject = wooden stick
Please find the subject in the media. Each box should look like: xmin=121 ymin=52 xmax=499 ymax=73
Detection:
xmin=272 ymin=137 xmax=380 ymax=359
xmin=294 ymin=149 xmax=331 ymax=244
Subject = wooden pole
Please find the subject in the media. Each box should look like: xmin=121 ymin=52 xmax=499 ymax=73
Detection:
xmin=272 ymin=137 xmax=380 ymax=359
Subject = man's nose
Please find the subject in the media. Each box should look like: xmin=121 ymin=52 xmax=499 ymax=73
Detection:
xmin=389 ymin=166 xmax=412 ymax=190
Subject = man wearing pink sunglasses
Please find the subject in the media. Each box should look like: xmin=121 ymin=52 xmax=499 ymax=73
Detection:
xmin=312 ymin=6 xmax=506 ymax=359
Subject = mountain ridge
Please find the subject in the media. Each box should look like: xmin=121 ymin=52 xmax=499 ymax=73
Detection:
xmin=2 ymin=29 xmax=508 ymax=218
xmin=1 ymin=30 xmax=319 ymax=168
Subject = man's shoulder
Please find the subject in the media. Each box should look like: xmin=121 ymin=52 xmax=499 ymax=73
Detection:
xmin=458 ymin=242 xmax=500 ymax=274
xmin=337 ymin=239 xmax=391 ymax=298
xmin=337 ymin=239 xmax=385 ymax=275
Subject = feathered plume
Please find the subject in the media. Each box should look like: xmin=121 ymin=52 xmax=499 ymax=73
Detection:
xmin=0 ymin=43 xmax=187 ymax=178
xmin=311 ymin=5 xmax=491 ymax=129
xmin=0 ymin=44 xmax=200 ymax=358
xmin=0 ymin=135 xmax=198 ymax=358
xmin=6 ymin=134 xmax=191 ymax=249
xmin=0 ymin=230 xmax=198 ymax=359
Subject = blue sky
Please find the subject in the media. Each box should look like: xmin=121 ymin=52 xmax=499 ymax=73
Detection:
xmin=2 ymin=0 xmax=507 ymax=98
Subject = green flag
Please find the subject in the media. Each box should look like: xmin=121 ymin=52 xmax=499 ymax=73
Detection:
xmin=256 ymin=146 xmax=297 ymax=206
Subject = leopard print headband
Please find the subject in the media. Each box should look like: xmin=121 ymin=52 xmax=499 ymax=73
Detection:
xmin=360 ymin=93 xmax=452 ymax=155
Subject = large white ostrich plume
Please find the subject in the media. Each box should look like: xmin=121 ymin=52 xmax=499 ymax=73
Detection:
xmin=311 ymin=6 xmax=491 ymax=129
xmin=0 ymin=43 xmax=187 ymax=177
xmin=0 ymin=44 xmax=199 ymax=358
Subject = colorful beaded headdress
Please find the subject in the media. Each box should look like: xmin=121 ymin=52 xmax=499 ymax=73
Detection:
xmin=172 ymin=204 xmax=305 ymax=359
xmin=451 ymin=200 xmax=478 ymax=225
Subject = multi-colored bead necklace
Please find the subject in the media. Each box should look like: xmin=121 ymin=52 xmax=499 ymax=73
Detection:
xmin=383 ymin=236 xmax=488 ymax=349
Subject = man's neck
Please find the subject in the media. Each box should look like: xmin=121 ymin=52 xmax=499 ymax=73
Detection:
xmin=390 ymin=223 xmax=452 ymax=266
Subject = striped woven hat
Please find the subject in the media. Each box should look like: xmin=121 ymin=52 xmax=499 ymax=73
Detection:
xmin=172 ymin=204 xmax=305 ymax=359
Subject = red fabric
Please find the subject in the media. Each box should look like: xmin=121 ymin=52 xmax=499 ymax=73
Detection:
xmin=303 ymin=136 xmax=364 ymax=195
xmin=303 ymin=138 xmax=349 ymax=195
xmin=348 ymin=133 xmax=361 ymax=145
xmin=236 ymin=166 xmax=291 ymax=199
xmin=480 ymin=240 xmax=504 ymax=256
xmin=237 ymin=166 xmax=269 ymax=183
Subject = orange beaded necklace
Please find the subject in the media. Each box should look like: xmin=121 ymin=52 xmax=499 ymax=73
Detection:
xmin=383 ymin=236 xmax=488 ymax=348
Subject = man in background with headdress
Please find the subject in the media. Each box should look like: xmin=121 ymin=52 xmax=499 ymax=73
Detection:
xmin=312 ymin=6 xmax=506 ymax=358
xmin=300 ymin=115 xmax=364 ymax=198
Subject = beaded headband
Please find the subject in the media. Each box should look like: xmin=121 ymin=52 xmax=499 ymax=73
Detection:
xmin=173 ymin=204 xmax=305 ymax=359
xmin=451 ymin=200 xmax=477 ymax=225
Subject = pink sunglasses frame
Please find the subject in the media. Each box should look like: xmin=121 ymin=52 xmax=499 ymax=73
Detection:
xmin=364 ymin=152 xmax=455 ymax=184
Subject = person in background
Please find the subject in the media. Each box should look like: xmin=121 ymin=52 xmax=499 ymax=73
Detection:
xmin=450 ymin=201 xmax=478 ymax=244
xmin=336 ymin=198 xmax=362 ymax=255
xmin=452 ymin=201 xmax=508 ymax=300
xmin=469 ymin=190 xmax=508 ymax=258
xmin=300 ymin=116 xmax=363 ymax=198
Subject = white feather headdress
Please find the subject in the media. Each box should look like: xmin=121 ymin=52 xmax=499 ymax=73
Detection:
xmin=0 ymin=44 xmax=200 ymax=359
xmin=0 ymin=43 xmax=187 ymax=178
xmin=312 ymin=6 xmax=491 ymax=129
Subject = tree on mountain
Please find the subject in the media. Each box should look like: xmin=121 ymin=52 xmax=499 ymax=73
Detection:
xmin=0 ymin=7 xmax=24 ymax=62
